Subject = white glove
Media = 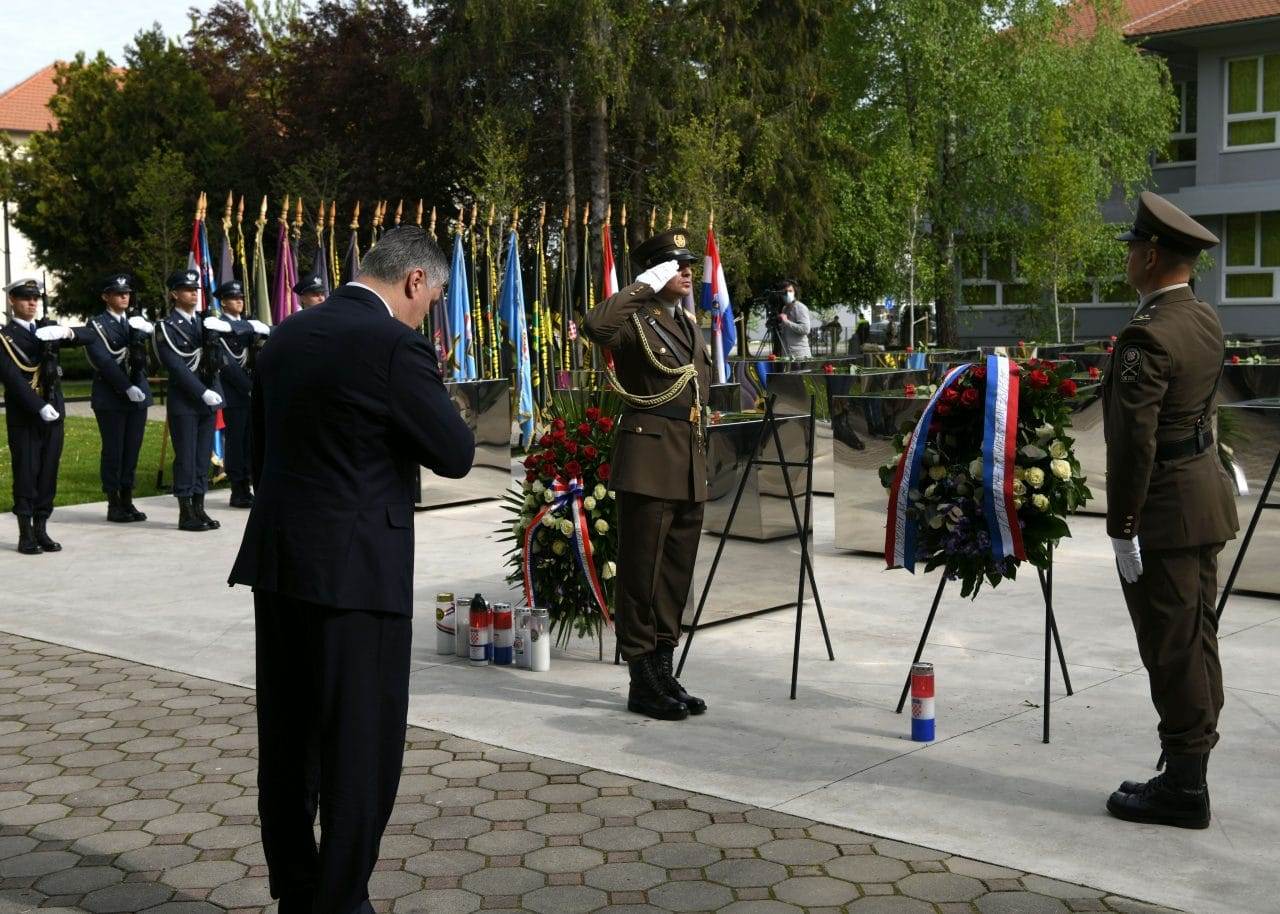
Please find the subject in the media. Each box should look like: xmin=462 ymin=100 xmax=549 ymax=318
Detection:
xmin=1111 ymin=536 xmax=1143 ymax=585
xmin=35 ymin=325 xmax=74 ymax=342
xmin=202 ymin=317 xmax=232 ymax=333
xmin=201 ymin=389 xmax=224 ymax=407
xmin=636 ymin=259 xmax=680 ymax=295
xmin=125 ymin=385 xmax=146 ymax=403
xmin=127 ymin=316 xmax=154 ymax=334
xmin=248 ymin=319 xmax=270 ymax=336
xmin=38 ymin=404 xmax=59 ymax=423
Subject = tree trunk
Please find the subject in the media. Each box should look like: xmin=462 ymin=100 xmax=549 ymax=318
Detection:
xmin=560 ymin=65 xmax=578 ymax=275
xmin=588 ymin=91 xmax=609 ymax=279
xmin=1052 ymin=279 xmax=1061 ymax=343
xmin=936 ymin=114 xmax=960 ymax=348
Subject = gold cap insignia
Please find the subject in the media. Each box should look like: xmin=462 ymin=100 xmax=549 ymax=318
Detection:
xmin=673 ymin=233 xmax=687 ymax=247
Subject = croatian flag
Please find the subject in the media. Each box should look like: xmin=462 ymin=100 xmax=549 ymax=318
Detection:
xmin=701 ymin=229 xmax=736 ymax=384
xmin=981 ymin=355 xmax=1027 ymax=562
xmin=186 ymin=216 xmax=218 ymax=314
xmin=601 ymin=223 xmax=618 ymax=298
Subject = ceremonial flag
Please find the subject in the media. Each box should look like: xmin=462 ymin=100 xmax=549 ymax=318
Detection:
xmin=342 ymin=225 xmax=361 ymax=285
xmin=199 ymin=218 xmax=220 ymax=314
xmin=601 ymin=223 xmax=618 ymax=298
xmin=271 ymin=218 xmax=298 ymax=323
xmin=500 ymin=229 xmax=534 ymax=447
xmin=313 ymin=235 xmax=332 ymax=297
xmin=701 ymin=228 xmax=736 ymax=384
xmin=252 ymin=211 xmax=272 ymax=326
xmin=186 ymin=207 xmax=210 ymax=313
xmin=447 ymin=234 xmax=476 ymax=379
xmin=217 ymin=223 xmax=235 ymax=288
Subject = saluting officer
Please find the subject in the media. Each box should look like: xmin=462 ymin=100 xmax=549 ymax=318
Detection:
xmin=83 ymin=273 xmax=155 ymax=523
xmin=294 ymin=273 xmax=327 ymax=309
xmin=1104 ymin=191 xmax=1239 ymax=829
xmin=583 ymin=229 xmax=711 ymax=721
xmin=154 ymin=269 xmax=234 ymax=532
xmin=214 ymin=280 xmax=270 ymax=507
xmin=0 ymin=278 xmax=85 ymax=553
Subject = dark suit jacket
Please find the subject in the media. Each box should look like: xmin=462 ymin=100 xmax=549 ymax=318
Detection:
xmin=82 ymin=311 xmax=153 ymax=413
xmin=1102 ymin=285 xmax=1238 ymax=548
xmin=582 ymin=282 xmax=712 ymax=502
xmin=227 ymin=283 xmax=475 ymax=615
xmin=155 ymin=309 xmax=225 ymax=418
xmin=0 ymin=318 xmax=85 ymax=429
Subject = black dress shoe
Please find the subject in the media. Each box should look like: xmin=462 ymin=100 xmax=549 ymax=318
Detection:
xmin=106 ymin=490 xmax=132 ymax=523
xmin=1107 ymin=755 xmax=1210 ymax=829
xmin=192 ymin=494 xmax=220 ymax=529
xmin=120 ymin=486 xmax=147 ymax=522
xmin=32 ymin=518 xmax=60 ymax=552
xmin=655 ymin=645 xmax=706 ymax=714
xmin=626 ymin=654 xmax=689 ymax=720
xmin=16 ymin=517 xmax=42 ymax=555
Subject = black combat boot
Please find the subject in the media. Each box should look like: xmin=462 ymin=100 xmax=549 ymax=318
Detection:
xmin=1118 ymin=751 xmax=1209 ymax=796
xmin=228 ymin=480 xmax=254 ymax=509
xmin=1107 ymin=753 xmax=1209 ymax=829
xmin=120 ymin=487 xmax=146 ymax=522
xmin=655 ymin=645 xmax=707 ymax=715
xmin=16 ymin=517 xmax=42 ymax=555
xmin=192 ymin=494 xmax=220 ymax=530
xmin=178 ymin=497 xmax=208 ymax=532
xmin=106 ymin=491 xmax=132 ymax=523
xmin=626 ymin=654 xmax=689 ymax=720
xmin=32 ymin=517 xmax=60 ymax=552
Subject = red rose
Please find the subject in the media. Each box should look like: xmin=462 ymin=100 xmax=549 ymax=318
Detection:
xmin=564 ymin=440 xmax=578 ymax=454
xmin=904 ymin=384 xmax=917 ymax=398
xmin=936 ymin=402 xmax=952 ymax=416
xmin=1231 ymin=355 xmax=1240 ymax=364
xmin=1087 ymin=365 xmax=1100 ymax=379
xmin=823 ymin=364 xmax=835 ymax=374
xmin=943 ymin=387 xmax=960 ymax=403
xmin=552 ymin=429 xmax=567 ymax=442
xmin=960 ymin=387 xmax=979 ymax=407
xmin=583 ymin=445 xmax=598 ymax=460
xmin=1058 ymin=379 xmax=1077 ymax=398
xmin=524 ymin=454 xmax=539 ymax=468
xmin=1028 ymin=370 xmax=1049 ymax=389
xmin=564 ymin=460 xmax=582 ymax=478
xmin=578 ymin=422 xmax=592 ymax=438
xmin=585 ymin=406 xmax=601 ymax=420
xmin=906 ymin=346 xmax=914 ymax=354
xmin=597 ymin=463 xmax=612 ymax=481
xmin=552 ymin=418 xmax=566 ymax=432
xmin=539 ymin=433 xmax=552 ymax=447
xmin=972 ymin=365 xmax=987 ymax=380
xmin=525 ymin=469 xmax=537 ymax=482
xmin=1106 ymin=345 xmax=1114 ymax=354
xmin=597 ymin=416 xmax=614 ymax=432
xmin=768 ymin=353 xmax=778 ymax=361
xmin=1110 ymin=335 xmax=1117 ymax=341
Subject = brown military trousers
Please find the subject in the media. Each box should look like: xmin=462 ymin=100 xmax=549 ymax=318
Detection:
xmin=1120 ymin=544 xmax=1225 ymax=756
xmin=615 ymin=491 xmax=704 ymax=661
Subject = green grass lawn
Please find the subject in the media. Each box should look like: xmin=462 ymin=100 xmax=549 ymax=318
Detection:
xmin=0 ymin=416 xmax=225 ymax=512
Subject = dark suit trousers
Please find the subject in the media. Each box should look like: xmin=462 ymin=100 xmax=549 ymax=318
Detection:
xmin=255 ymin=593 xmax=411 ymax=914
xmin=94 ymin=407 xmax=147 ymax=491
xmin=1120 ymin=544 xmax=1225 ymax=756
xmin=168 ymin=411 xmax=214 ymax=497
xmin=8 ymin=421 xmax=63 ymax=519
xmin=222 ymin=406 xmax=251 ymax=485
xmin=615 ymin=492 xmax=704 ymax=661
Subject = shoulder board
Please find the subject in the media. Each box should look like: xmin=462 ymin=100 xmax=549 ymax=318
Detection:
xmin=1130 ymin=313 xmax=1152 ymax=323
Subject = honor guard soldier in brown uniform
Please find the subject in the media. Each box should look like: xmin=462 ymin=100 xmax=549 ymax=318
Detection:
xmin=583 ymin=229 xmax=712 ymax=720
xmin=1104 ymin=191 xmax=1239 ymax=829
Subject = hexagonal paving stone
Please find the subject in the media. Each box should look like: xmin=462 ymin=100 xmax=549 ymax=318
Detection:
xmin=527 ymin=811 xmax=602 ymax=836
xmin=368 ymin=869 xmax=423 ymax=900
xmin=103 ymin=797 xmax=178 ymax=822
xmin=718 ymin=903 xmax=803 ymax=914
xmin=206 ymin=876 xmax=274 ymax=909
xmin=872 ymin=838 xmax=951 ymax=861
xmin=466 ymin=828 xmax=545 ymax=856
xmin=4 ymin=801 xmax=69 ymax=825
xmin=144 ymin=811 xmax=222 ymax=836
xmin=773 ymin=875 xmax=860 ymax=907
xmin=647 ymin=879 xmax=734 ymax=911
xmin=415 ymin=815 xmax=491 ymax=840
xmin=38 ymin=815 xmax=111 ymax=841
xmin=694 ymin=822 xmax=773 ymax=849
xmin=477 ymin=770 xmax=548 ymax=791
xmin=825 ymin=853 xmax=912 ymax=883
xmin=846 ymin=898 xmax=939 ymax=913
xmin=584 ymin=860 xmax=666 ymax=891
xmin=525 ymin=845 xmax=606 ymax=874
xmin=641 ymin=840 xmax=721 ymax=869
xmin=0 ymin=850 xmax=80 ymax=878
xmin=35 ymin=865 xmax=124 ymax=895
xmin=634 ymin=808 xmax=711 ymax=833
xmin=528 ymin=783 xmax=598 ymax=804
xmin=81 ymin=882 xmax=174 ymax=913
xmin=72 ymin=828 xmax=152 ymax=856
xmin=431 ymin=759 xmax=499 ymax=779
xmin=460 ymin=864 xmax=545 ymax=895
xmin=705 ymin=857 xmax=789 ymax=888
xmin=975 ymin=892 xmax=1070 ymax=914
xmin=472 ymin=797 xmax=545 ymax=821
xmin=758 ymin=837 xmax=839 ymax=864
xmin=583 ymin=825 xmax=660 ymax=851
xmin=165 ymin=860 xmax=249 ymax=889
xmin=189 ymin=823 xmax=260 ymax=850
xmin=899 ymin=871 xmax=986 ymax=902
xmin=521 ymin=884 xmax=608 ymax=914
xmin=404 ymin=849 xmax=485 ymax=877
xmin=394 ymin=888 xmax=481 ymax=913
xmin=1020 ymin=874 xmax=1107 ymax=899
xmin=116 ymin=844 xmax=200 ymax=871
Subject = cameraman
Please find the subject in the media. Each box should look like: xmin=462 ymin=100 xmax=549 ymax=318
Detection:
xmin=776 ymin=280 xmax=811 ymax=358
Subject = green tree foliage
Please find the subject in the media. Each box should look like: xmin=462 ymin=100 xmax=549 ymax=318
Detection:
xmin=122 ymin=150 xmax=195 ymax=312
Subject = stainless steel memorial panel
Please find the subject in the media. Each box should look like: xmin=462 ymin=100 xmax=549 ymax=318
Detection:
xmin=1219 ymin=396 xmax=1280 ymax=599
xmin=417 ymin=379 xmax=512 ymax=509
xmin=701 ymin=413 xmax=812 ymax=541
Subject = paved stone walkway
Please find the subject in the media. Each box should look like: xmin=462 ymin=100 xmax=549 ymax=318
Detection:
xmin=0 ymin=632 xmax=1178 ymax=914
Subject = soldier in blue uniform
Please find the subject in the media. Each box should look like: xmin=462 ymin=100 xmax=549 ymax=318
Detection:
xmin=0 ymin=278 xmax=86 ymax=553
xmin=82 ymin=273 xmax=155 ymax=523
xmin=154 ymin=269 xmax=235 ymax=532
xmin=294 ymin=273 xmax=327 ymax=309
xmin=214 ymin=280 xmax=270 ymax=507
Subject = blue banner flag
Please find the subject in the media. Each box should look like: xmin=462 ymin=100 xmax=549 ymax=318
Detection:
xmin=500 ymin=230 xmax=534 ymax=447
xmin=447 ymin=234 xmax=476 ymax=379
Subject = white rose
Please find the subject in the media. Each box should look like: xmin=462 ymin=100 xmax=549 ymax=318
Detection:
xmin=1024 ymin=467 xmax=1046 ymax=489
xmin=1035 ymin=423 xmax=1055 ymax=442
xmin=594 ymin=519 xmax=609 ymax=534
xmin=1013 ymin=466 xmax=1026 ymax=481
xmin=928 ymin=464 xmax=946 ymax=481
xmin=1012 ymin=479 xmax=1026 ymax=497
xmin=1050 ymin=458 xmax=1072 ymax=480
xmin=583 ymin=496 xmax=597 ymax=510
xmin=928 ymin=514 xmax=944 ymax=529
xmin=544 ymin=489 xmax=554 ymax=503
xmin=1014 ymin=496 xmax=1024 ymax=509
xmin=602 ymin=561 xmax=616 ymax=580
xmin=1032 ymin=493 xmax=1050 ymax=512
xmin=594 ymin=484 xmax=607 ymax=499
xmin=1048 ymin=440 xmax=1069 ymax=460
xmin=541 ymin=513 xmax=557 ymax=528
xmin=559 ymin=519 xmax=574 ymax=536
xmin=969 ymin=458 xmax=984 ymax=479
xmin=607 ymin=490 xmax=616 ymax=499
xmin=531 ymin=480 xmax=545 ymax=494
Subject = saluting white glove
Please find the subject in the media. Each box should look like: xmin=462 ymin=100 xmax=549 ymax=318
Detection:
xmin=636 ymin=259 xmax=680 ymax=295
xmin=125 ymin=386 xmax=146 ymax=403
xmin=1111 ymin=536 xmax=1143 ymax=585
xmin=201 ymin=389 xmax=224 ymax=407
xmin=202 ymin=317 xmax=232 ymax=333
xmin=248 ymin=319 xmax=270 ymax=336
xmin=35 ymin=325 xmax=74 ymax=342
xmin=38 ymin=404 xmax=59 ymax=423
xmin=127 ymin=316 xmax=154 ymax=334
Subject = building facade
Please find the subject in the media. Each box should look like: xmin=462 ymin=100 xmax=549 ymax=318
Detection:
xmin=0 ymin=64 xmax=58 ymax=303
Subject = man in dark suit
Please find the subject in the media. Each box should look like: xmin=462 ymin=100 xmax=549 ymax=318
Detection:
xmin=229 ymin=226 xmax=474 ymax=914
xmin=82 ymin=273 xmax=155 ymax=523
xmin=0 ymin=278 xmax=85 ymax=553
xmin=214 ymin=280 xmax=270 ymax=508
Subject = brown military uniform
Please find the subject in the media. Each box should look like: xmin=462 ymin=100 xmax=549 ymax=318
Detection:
xmin=1103 ymin=284 xmax=1239 ymax=755
xmin=583 ymin=280 xmax=713 ymax=661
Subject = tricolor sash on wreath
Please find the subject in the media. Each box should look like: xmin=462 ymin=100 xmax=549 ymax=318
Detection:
xmin=521 ymin=477 xmax=612 ymax=626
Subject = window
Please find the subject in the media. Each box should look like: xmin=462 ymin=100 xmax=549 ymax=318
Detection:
xmin=1225 ymin=54 xmax=1280 ymax=149
xmin=1158 ymin=81 xmax=1197 ymax=164
xmin=960 ymin=246 xmax=1015 ymax=307
xmin=1223 ymin=212 xmax=1280 ymax=301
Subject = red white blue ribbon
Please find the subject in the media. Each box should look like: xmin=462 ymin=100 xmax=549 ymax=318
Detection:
xmin=521 ymin=477 xmax=613 ymax=626
xmin=885 ymin=363 xmax=973 ymax=571
xmin=980 ymin=355 xmax=1026 ymax=562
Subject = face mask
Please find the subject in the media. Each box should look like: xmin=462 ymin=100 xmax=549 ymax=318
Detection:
xmin=785 ymin=291 xmax=795 ymax=304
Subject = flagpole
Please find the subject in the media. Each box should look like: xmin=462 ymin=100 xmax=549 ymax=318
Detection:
xmin=328 ymin=201 xmax=339 ymax=286
xmin=236 ymin=195 xmax=248 ymax=313
xmin=559 ymin=205 xmax=572 ymax=374
xmin=581 ymin=203 xmax=595 ymax=370
xmin=620 ymin=203 xmax=632 ymax=286
xmin=468 ymin=204 xmax=484 ymax=378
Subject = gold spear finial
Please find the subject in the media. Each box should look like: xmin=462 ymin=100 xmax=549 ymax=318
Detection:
xmin=682 ymin=209 xmax=689 ymax=228
xmin=316 ymin=199 xmax=326 ymax=231
xmin=708 ymin=208 xmax=715 ymax=231
xmin=237 ymin=195 xmax=245 ymax=223
xmin=620 ymin=202 xmax=627 ymax=227
xmin=456 ymin=203 xmax=464 ymax=234
xmin=328 ymin=200 xmax=336 ymax=230
xmin=394 ymin=199 xmax=403 ymax=226
xmin=293 ymin=197 xmax=304 ymax=229
xmin=487 ymin=203 xmax=495 ymax=227
xmin=350 ymin=200 xmax=361 ymax=230
xmin=223 ymin=190 xmax=233 ymax=224
xmin=649 ymin=206 xmax=657 ymax=232
xmin=415 ymin=199 xmax=423 ymax=227
xmin=539 ymin=202 xmax=546 ymax=227
xmin=563 ymin=204 xmax=570 ymax=228
xmin=258 ymin=195 xmax=268 ymax=226
xmin=581 ymin=203 xmax=589 ymax=226
xmin=429 ymin=206 xmax=437 ymax=237
xmin=512 ymin=206 xmax=519 ymax=225
xmin=469 ymin=203 xmax=478 ymax=230
xmin=666 ymin=207 xmax=673 ymax=229
xmin=278 ymin=194 xmax=290 ymax=223
xmin=606 ymin=203 xmax=612 ymax=225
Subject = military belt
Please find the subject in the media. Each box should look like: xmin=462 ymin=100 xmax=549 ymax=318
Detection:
xmin=1155 ymin=429 xmax=1213 ymax=461
xmin=624 ymin=404 xmax=697 ymax=424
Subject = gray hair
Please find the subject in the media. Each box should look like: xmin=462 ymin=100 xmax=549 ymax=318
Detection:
xmin=356 ymin=226 xmax=449 ymax=289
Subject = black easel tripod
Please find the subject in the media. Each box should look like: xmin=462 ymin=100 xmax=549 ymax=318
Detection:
xmin=674 ymin=393 xmax=834 ymax=698
xmin=893 ymin=544 xmax=1073 ymax=743
xmin=1215 ymin=444 xmax=1280 ymax=621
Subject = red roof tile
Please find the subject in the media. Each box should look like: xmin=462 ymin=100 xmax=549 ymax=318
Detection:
xmin=1066 ymin=0 xmax=1280 ymax=38
xmin=0 ymin=64 xmax=59 ymax=134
